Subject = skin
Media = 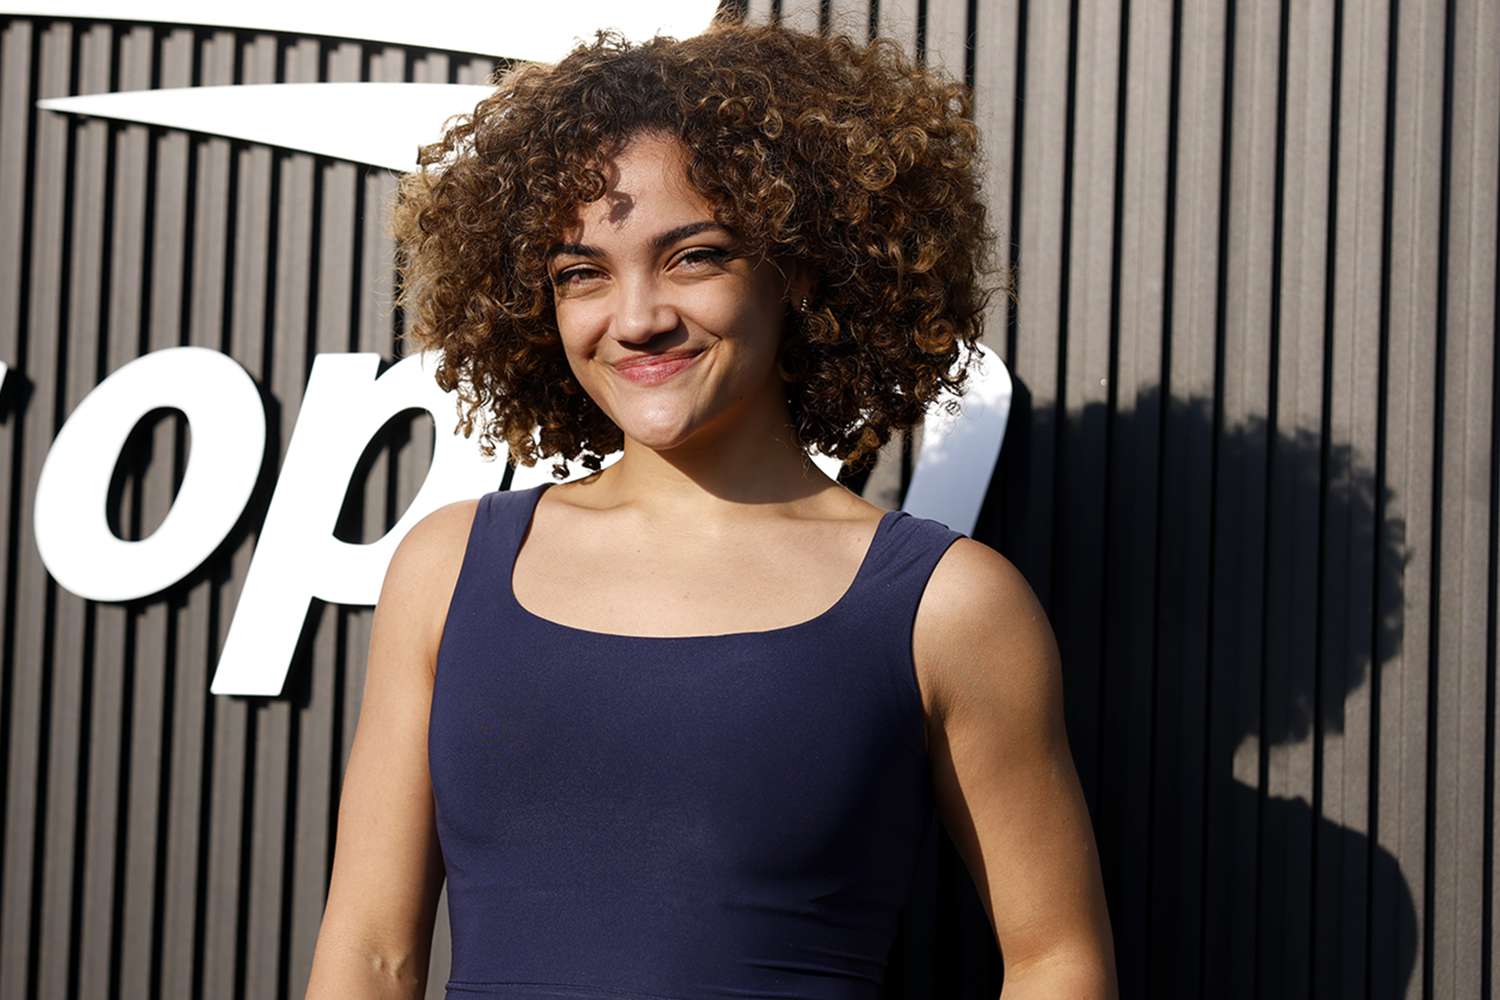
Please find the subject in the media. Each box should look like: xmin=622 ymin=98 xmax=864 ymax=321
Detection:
xmin=305 ymin=130 xmax=1117 ymax=999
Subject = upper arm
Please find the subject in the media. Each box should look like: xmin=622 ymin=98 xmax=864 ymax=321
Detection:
xmin=915 ymin=539 xmax=1117 ymax=992
xmin=307 ymin=499 xmax=478 ymax=989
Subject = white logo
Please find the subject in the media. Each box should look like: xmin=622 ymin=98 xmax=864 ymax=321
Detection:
xmin=23 ymin=0 xmax=720 ymax=169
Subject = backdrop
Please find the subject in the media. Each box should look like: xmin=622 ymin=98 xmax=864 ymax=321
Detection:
xmin=1 ymin=1 xmax=1496 ymax=998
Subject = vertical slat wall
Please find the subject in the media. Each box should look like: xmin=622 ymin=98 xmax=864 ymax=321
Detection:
xmin=0 ymin=2 xmax=1492 ymax=998
xmin=0 ymin=19 xmax=465 ymax=1000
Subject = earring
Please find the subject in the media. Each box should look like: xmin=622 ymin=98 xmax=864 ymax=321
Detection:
xmin=799 ymin=296 xmax=810 ymax=313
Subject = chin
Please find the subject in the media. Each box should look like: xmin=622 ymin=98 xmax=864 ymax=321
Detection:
xmin=610 ymin=393 xmax=702 ymax=433
xmin=624 ymin=404 xmax=734 ymax=451
xmin=620 ymin=424 xmax=698 ymax=452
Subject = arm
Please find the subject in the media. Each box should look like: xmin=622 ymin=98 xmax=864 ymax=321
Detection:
xmin=304 ymin=500 xmax=477 ymax=999
xmin=915 ymin=539 xmax=1118 ymax=1000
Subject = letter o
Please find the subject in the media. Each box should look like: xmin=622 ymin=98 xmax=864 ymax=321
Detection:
xmin=34 ymin=346 xmax=265 ymax=601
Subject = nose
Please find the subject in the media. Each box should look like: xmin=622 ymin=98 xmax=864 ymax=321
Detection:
xmin=611 ymin=275 xmax=681 ymax=345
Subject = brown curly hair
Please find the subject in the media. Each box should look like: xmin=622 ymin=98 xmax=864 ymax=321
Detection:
xmin=392 ymin=13 xmax=1005 ymax=479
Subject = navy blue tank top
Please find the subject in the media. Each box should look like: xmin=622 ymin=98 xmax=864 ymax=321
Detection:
xmin=429 ymin=481 xmax=965 ymax=999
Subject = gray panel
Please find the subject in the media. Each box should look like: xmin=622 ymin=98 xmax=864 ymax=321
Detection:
xmin=746 ymin=0 xmax=776 ymax=30
xmin=1172 ymin=1 xmax=1260 ymax=995
xmin=1320 ymin=2 xmax=1396 ymax=997
xmin=4 ymin=19 xmax=70 ymax=1000
xmin=99 ymin=22 xmax=156 ymax=1000
xmin=1433 ymin=2 xmax=1498 ymax=997
xmin=242 ymin=32 xmax=318 ymax=1000
xmin=1010 ymin=0 xmax=1068 ymax=606
xmin=825 ymin=0 xmax=871 ymax=42
xmin=1103 ymin=0 xmax=1172 ymax=996
xmin=124 ymin=24 xmax=195 ymax=1000
xmin=1382 ymin=1 xmax=1447 ymax=997
xmin=39 ymin=18 xmax=103 ymax=1000
xmin=1055 ymin=0 xmax=1122 ymax=841
xmin=159 ymin=24 xmax=235 ymax=1000
xmin=1218 ymin=4 xmax=1281 ymax=997
xmin=778 ymin=0 xmax=822 ymax=36
xmin=876 ymin=0 xmax=920 ymax=55
xmin=1265 ymin=4 xmax=1338 ymax=997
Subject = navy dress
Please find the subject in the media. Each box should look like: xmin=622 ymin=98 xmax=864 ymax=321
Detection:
xmin=428 ymin=482 xmax=965 ymax=998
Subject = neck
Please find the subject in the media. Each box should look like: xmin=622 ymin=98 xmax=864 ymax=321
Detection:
xmin=587 ymin=387 xmax=843 ymax=525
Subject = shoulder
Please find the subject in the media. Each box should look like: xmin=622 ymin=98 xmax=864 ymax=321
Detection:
xmin=376 ymin=496 xmax=484 ymax=673
xmin=387 ymin=496 xmax=481 ymax=585
xmin=913 ymin=536 xmax=1064 ymax=743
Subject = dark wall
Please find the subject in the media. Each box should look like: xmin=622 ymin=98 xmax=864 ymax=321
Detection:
xmin=1 ymin=2 xmax=1495 ymax=998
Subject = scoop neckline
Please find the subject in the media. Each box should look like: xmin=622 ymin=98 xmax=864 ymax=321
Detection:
xmin=503 ymin=481 xmax=901 ymax=642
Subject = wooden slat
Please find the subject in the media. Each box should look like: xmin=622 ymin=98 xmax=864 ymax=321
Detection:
xmin=746 ymin=0 xmax=775 ymax=28
xmin=825 ymin=0 xmax=870 ymax=42
xmin=155 ymin=27 xmax=236 ymax=1000
xmin=198 ymin=29 xmax=276 ymax=1000
xmin=1206 ymin=3 xmax=1280 ymax=997
xmin=1055 ymin=0 xmax=1123 ymax=836
xmin=34 ymin=19 xmax=108 ymax=1000
xmin=1 ymin=21 xmax=70 ymax=1000
xmin=281 ymin=39 xmax=364 ymax=1000
xmin=112 ymin=24 xmax=195 ymax=1000
xmin=876 ymin=0 xmax=919 ymax=54
xmin=1164 ymin=1 xmax=1236 ymax=995
xmin=1265 ymin=4 xmax=1338 ymax=996
xmin=969 ymin=0 xmax=1022 ymax=360
xmin=1379 ymin=0 xmax=1448 ymax=996
xmin=1319 ymin=2 xmax=1394 ymax=996
xmin=77 ymin=18 xmax=150 ymax=997
xmin=1009 ymin=0 xmax=1069 ymax=605
xmin=239 ymin=34 xmax=320 ymax=1000
xmin=1101 ymin=0 xmax=1172 ymax=995
xmin=1433 ymin=0 xmax=1498 ymax=995
xmin=778 ymin=0 xmax=821 ymax=36
xmin=923 ymin=0 xmax=968 ymax=81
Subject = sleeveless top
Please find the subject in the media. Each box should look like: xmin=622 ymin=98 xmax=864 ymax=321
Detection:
xmin=429 ymin=482 xmax=967 ymax=999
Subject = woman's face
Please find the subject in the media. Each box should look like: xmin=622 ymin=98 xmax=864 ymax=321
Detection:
xmin=545 ymin=130 xmax=803 ymax=453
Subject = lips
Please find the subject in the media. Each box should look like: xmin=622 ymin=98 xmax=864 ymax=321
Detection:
xmin=613 ymin=348 xmax=703 ymax=371
xmin=611 ymin=347 xmax=706 ymax=385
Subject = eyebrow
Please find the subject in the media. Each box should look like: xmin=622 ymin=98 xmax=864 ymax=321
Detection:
xmin=545 ymin=220 xmax=734 ymax=263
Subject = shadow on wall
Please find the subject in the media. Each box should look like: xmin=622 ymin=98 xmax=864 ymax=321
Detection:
xmin=888 ymin=379 xmax=1417 ymax=1000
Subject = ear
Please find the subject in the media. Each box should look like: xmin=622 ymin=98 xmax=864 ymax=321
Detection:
xmin=784 ymin=259 xmax=817 ymax=310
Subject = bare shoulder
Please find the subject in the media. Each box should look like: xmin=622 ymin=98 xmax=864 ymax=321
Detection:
xmin=912 ymin=536 xmax=1063 ymax=738
xmin=911 ymin=537 xmax=1114 ymax=987
xmin=377 ymin=497 xmax=483 ymax=675
xmin=390 ymin=497 xmax=480 ymax=574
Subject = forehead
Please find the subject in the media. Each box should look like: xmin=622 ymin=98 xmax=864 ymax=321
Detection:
xmin=563 ymin=131 xmax=714 ymax=240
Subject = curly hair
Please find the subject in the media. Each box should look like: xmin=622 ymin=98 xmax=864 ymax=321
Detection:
xmin=391 ymin=13 xmax=1005 ymax=479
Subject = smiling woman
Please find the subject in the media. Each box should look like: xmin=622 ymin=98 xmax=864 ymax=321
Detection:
xmin=388 ymin=13 xmax=1004 ymax=478
xmin=536 ymin=131 xmax=822 ymax=456
xmin=304 ymin=11 xmax=1117 ymax=1000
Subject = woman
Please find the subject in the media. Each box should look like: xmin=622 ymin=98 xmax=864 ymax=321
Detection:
xmin=306 ymin=15 xmax=1116 ymax=1000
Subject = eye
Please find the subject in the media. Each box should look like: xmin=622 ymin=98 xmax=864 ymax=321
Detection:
xmin=676 ymin=247 xmax=730 ymax=269
xmin=553 ymin=266 xmax=600 ymax=287
xmin=553 ymin=248 xmax=730 ymax=289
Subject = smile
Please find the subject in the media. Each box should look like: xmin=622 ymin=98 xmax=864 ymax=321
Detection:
xmin=611 ymin=348 xmax=705 ymax=386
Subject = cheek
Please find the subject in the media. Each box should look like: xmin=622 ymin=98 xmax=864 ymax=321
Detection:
xmin=550 ymin=323 xmax=600 ymax=391
xmin=560 ymin=337 xmax=602 ymax=390
xmin=693 ymin=288 xmax=786 ymax=359
xmin=552 ymin=301 xmax=600 ymax=356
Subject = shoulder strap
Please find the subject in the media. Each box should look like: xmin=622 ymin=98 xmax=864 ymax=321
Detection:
xmin=862 ymin=510 xmax=967 ymax=603
xmin=440 ymin=487 xmax=527 ymax=644
xmin=848 ymin=510 xmax=967 ymax=755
